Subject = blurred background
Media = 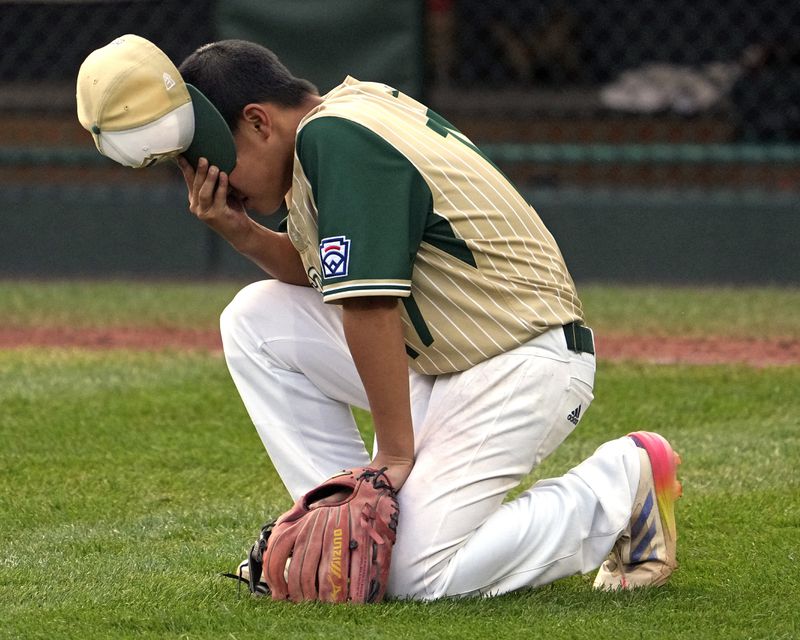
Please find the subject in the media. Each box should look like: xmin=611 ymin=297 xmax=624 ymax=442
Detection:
xmin=1 ymin=0 xmax=798 ymax=283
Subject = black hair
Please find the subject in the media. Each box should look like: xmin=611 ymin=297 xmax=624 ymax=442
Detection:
xmin=178 ymin=40 xmax=318 ymax=132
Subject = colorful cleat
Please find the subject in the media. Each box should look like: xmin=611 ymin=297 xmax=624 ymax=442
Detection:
xmin=594 ymin=431 xmax=683 ymax=590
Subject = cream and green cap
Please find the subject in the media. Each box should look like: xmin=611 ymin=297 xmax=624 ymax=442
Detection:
xmin=76 ymin=34 xmax=236 ymax=172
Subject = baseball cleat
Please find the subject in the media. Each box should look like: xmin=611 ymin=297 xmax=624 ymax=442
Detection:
xmin=221 ymin=559 xmax=270 ymax=596
xmin=594 ymin=431 xmax=682 ymax=590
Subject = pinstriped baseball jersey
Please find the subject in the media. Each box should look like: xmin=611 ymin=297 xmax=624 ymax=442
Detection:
xmin=286 ymin=76 xmax=584 ymax=375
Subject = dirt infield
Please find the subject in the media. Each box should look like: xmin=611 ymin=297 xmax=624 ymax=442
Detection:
xmin=2 ymin=325 xmax=799 ymax=366
xmin=0 ymin=326 xmax=223 ymax=352
xmin=597 ymin=334 xmax=800 ymax=366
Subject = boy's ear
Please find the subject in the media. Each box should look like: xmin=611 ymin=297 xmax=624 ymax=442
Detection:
xmin=241 ymin=103 xmax=271 ymax=136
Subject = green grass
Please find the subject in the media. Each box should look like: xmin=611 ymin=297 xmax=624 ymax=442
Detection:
xmin=1 ymin=281 xmax=799 ymax=639
xmin=2 ymin=354 xmax=799 ymax=639
xmin=0 ymin=280 xmax=241 ymax=328
xmin=579 ymin=285 xmax=800 ymax=339
xmin=2 ymin=280 xmax=800 ymax=338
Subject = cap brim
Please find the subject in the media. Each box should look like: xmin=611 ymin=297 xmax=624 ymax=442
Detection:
xmin=183 ymin=84 xmax=237 ymax=174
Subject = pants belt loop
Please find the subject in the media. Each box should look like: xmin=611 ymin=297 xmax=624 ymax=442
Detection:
xmin=563 ymin=322 xmax=595 ymax=355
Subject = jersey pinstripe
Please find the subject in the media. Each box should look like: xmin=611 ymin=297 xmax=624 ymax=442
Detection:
xmin=286 ymin=76 xmax=584 ymax=375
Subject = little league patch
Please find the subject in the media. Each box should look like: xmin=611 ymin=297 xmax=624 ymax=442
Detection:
xmin=320 ymin=236 xmax=351 ymax=278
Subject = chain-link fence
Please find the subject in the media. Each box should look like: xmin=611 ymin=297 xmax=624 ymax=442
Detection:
xmin=427 ymin=0 xmax=800 ymax=190
xmin=1 ymin=1 xmax=214 ymax=174
xmin=1 ymin=0 xmax=798 ymax=280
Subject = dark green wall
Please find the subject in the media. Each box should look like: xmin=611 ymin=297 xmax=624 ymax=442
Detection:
xmin=2 ymin=183 xmax=796 ymax=284
xmin=528 ymin=188 xmax=799 ymax=284
xmin=0 ymin=183 xmax=264 ymax=279
xmin=217 ymin=0 xmax=425 ymax=97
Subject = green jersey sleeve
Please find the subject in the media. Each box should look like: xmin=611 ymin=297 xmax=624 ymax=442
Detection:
xmin=296 ymin=116 xmax=432 ymax=302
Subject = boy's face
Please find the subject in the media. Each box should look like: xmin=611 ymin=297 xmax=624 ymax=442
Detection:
xmin=227 ymin=119 xmax=294 ymax=215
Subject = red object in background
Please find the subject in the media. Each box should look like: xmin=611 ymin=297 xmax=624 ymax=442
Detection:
xmin=428 ymin=0 xmax=455 ymax=13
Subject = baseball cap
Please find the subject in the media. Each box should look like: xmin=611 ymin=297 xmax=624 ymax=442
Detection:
xmin=76 ymin=34 xmax=236 ymax=173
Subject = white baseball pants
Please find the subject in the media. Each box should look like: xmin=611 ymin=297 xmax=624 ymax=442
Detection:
xmin=220 ymin=280 xmax=642 ymax=599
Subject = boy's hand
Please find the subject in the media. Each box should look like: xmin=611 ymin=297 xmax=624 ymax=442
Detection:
xmin=177 ymin=156 xmax=251 ymax=248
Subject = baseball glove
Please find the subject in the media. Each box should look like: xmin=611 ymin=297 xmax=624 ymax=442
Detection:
xmin=246 ymin=467 xmax=399 ymax=603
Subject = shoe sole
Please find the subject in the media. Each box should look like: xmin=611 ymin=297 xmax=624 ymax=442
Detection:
xmin=628 ymin=431 xmax=682 ymax=554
